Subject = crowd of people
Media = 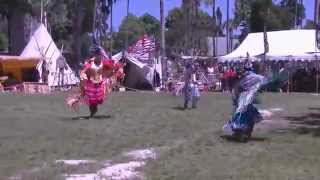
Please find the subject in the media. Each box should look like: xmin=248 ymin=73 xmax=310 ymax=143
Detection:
xmin=170 ymin=61 xmax=249 ymax=92
xmin=169 ymin=58 xmax=320 ymax=94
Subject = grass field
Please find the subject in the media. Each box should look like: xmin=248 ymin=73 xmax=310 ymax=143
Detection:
xmin=0 ymin=92 xmax=320 ymax=180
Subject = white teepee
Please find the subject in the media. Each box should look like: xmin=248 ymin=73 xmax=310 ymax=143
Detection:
xmin=21 ymin=23 xmax=79 ymax=87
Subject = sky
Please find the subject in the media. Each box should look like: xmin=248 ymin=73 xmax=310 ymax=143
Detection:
xmin=109 ymin=0 xmax=315 ymax=31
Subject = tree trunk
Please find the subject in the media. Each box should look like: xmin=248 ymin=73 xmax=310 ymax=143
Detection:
xmin=7 ymin=8 xmax=26 ymax=55
xmin=212 ymin=0 xmax=216 ymax=57
xmin=125 ymin=0 xmax=130 ymax=50
xmin=226 ymin=0 xmax=230 ymax=53
xmin=72 ymin=0 xmax=85 ymax=69
xmin=92 ymin=0 xmax=97 ymax=33
xmin=160 ymin=0 xmax=167 ymax=85
xmin=110 ymin=0 xmax=113 ymax=54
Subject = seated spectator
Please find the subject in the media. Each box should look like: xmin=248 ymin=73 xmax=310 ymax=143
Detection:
xmin=3 ymin=74 xmax=19 ymax=88
xmin=0 ymin=81 xmax=3 ymax=92
xmin=0 ymin=76 xmax=8 ymax=92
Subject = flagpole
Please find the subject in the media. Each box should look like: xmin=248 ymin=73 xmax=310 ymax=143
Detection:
xmin=262 ymin=8 xmax=270 ymax=75
xmin=110 ymin=1 xmax=113 ymax=56
xmin=226 ymin=0 xmax=230 ymax=53
xmin=315 ymin=0 xmax=319 ymax=94
xmin=40 ymin=0 xmax=43 ymax=24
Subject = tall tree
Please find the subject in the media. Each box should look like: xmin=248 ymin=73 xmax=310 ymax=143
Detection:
xmin=250 ymin=0 xmax=287 ymax=32
xmin=233 ymin=0 xmax=255 ymax=42
xmin=0 ymin=15 xmax=8 ymax=51
xmin=71 ymin=0 xmax=85 ymax=67
xmin=71 ymin=0 xmax=118 ymax=66
xmin=28 ymin=0 xmax=72 ymax=50
xmin=182 ymin=0 xmax=201 ymax=55
xmin=304 ymin=19 xmax=315 ymax=29
xmin=216 ymin=7 xmax=223 ymax=36
xmin=279 ymin=0 xmax=305 ymax=28
xmin=113 ymin=14 xmax=146 ymax=52
xmin=203 ymin=0 xmax=216 ymax=56
xmin=0 ymin=0 xmax=31 ymax=55
xmin=160 ymin=0 xmax=166 ymax=84
xmin=166 ymin=7 xmax=214 ymax=56
xmin=140 ymin=14 xmax=160 ymax=42
xmin=226 ymin=0 xmax=230 ymax=53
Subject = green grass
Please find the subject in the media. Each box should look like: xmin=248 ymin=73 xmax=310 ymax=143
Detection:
xmin=0 ymin=92 xmax=320 ymax=179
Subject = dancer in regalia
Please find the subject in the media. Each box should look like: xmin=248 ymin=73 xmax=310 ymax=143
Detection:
xmin=66 ymin=46 xmax=124 ymax=118
xmin=223 ymin=64 xmax=289 ymax=142
xmin=223 ymin=67 xmax=267 ymax=141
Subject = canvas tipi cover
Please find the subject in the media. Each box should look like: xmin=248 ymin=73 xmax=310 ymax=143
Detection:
xmin=112 ymin=52 xmax=161 ymax=89
xmin=21 ymin=24 xmax=79 ymax=87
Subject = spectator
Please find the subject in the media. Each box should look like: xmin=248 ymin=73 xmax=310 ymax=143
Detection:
xmin=0 ymin=76 xmax=6 ymax=92
xmin=3 ymin=73 xmax=19 ymax=87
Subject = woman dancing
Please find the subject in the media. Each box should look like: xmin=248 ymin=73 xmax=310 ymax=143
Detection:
xmin=223 ymin=67 xmax=268 ymax=141
xmin=67 ymin=46 xmax=124 ymax=118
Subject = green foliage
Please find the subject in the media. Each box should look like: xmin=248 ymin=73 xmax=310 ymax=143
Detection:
xmin=279 ymin=0 xmax=305 ymax=27
xmin=80 ymin=33 xmax=92 ymax=59
xmin=139 ymin=13 xmax=160 ymax=41
xmin=0 ymin=0 xmax=32 ymax=16
xmin=249 ymin=0 xmax=298 ymax=32
xmin=233 ymin=0 xmax=255 ymax=27
xmin=113 ymin=14 xmax=145 ymax=51
xmin=304 ymin=19 xmax=315 ymax=29
xmin=165 ymin=7 xmax=214 ymax=56
xmin=233 ymin=0 xmax=306 ymax=42
xmin=0 ymin=32 xmax=8 ymax=51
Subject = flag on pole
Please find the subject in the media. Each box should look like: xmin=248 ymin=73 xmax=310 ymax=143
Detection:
xmin=127 ymin=34 xmax=156 ymax=61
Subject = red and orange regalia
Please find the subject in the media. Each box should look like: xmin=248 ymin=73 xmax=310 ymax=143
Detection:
xmin=66 ymin=54 xmax=124 ymax=116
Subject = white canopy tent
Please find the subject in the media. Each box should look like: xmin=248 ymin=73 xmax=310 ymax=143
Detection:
xmin=20 ymin=23 xmax=79 ymax=87
xmin=219 ymin=29 xmax=320 ymax=62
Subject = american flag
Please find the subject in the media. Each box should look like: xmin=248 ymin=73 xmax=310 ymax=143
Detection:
xmin=127 ymin=34 xmax=156 ymax=60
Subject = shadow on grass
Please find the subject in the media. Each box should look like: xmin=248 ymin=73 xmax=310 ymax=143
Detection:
xmin=281 ymin=107 xmax=320 ymax=137
xmin=308 ymin=107 xmax=320 ymax=111
xmin=172 ymin=106 xmax=185 ymax=111
xmin=62 ymin=115 xmax=112 ymax=121
xmin=220 ymin=135 xmax=268 ymax=143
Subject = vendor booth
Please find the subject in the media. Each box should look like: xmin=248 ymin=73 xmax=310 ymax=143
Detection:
xmin=0 ymin=56 xmax=39 ymax=82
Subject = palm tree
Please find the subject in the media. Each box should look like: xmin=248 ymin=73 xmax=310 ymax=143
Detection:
xmin=226 ymin=0 xmax=230 ymax=53
xmin=160 ymin=0 xmax=167 ymax=84
xmin=109 ymin=0 xmax=113 ymax=54
xmin=182 ymin=0 xmax=201 ymax=55
xmin=203 ymin=0 xmax=216 ymax=57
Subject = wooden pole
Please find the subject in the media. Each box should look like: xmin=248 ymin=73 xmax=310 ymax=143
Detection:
xmin=40 ymin=0 xmax=43 ymax=24
xmin=317 ymin=56 xmax=319 ymax=94
xmin=110 ymin=1 xmax=113 ymax=55
xmin=287 ymin=60 xmax=290 ymax=93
